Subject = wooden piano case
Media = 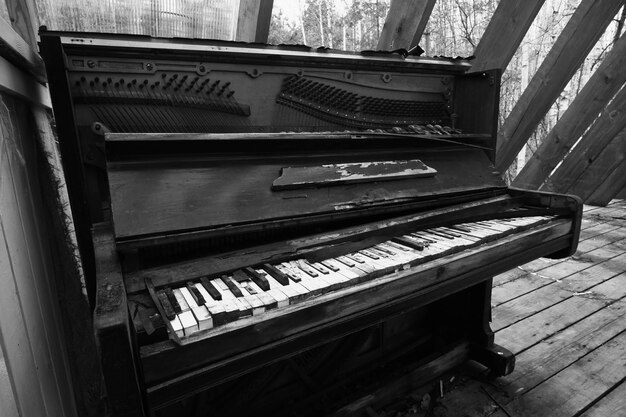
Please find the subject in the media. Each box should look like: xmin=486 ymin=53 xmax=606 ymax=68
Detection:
xmin=39 ymin=31 xmax=583 ymax=416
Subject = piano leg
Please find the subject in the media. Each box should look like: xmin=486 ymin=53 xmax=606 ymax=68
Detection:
xmin=467 ymin=279 xmax=515 ymax=376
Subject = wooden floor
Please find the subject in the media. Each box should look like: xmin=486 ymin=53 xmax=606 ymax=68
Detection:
xmin=368 ymin=199 xmax=626 ymax=417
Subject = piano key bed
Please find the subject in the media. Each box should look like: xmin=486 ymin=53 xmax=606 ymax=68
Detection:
xmin=132 ymin=216 xmax=560 ymax=344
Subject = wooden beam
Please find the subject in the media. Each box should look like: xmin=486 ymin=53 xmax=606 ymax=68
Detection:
xmin=542 ymin=84 xmax=626 ymax=194
xmin=0 ymin=55 xmax=51 ymax=107
xmin=469 ymin=0 xmax=545 ymax=73
xmin=377 ymin=0 xmax=436 ymax=51
xmin=236 ymin=0 xmax=275 ymax=43
xmin=0 ymin=16 xmax=46 ymax=83
xmin=512 ymin=32 xmax=626 ymax=188
xmin=496 ymin=0 xmax=624 ymax=173
xmin=5 ymin=0 xmax=37 ymax=47
xmin=568 ymin=133 xmax=626 ymax=206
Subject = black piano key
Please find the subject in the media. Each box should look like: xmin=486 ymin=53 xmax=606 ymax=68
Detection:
xmin=263 ymin=263 xmax=290 ymax=286
xmin=185 ymin=282 xmax=205 ymax=306
xmin=393 ymin=236 xmax=424 ymax=251
xmin=156 ymin=290 xmax=176 ymax=321
xmin=221 ymin=275 xmax=244 ymax=297
xmin=243 ymin=267 xmax=270 ymax=291
xmin=200 ymin=277 xmax=222 ymax=301
xmin=320 ymin=260 xmax=340 ymax=272
xmin=164 ymin=287 xmax=181 ymax=314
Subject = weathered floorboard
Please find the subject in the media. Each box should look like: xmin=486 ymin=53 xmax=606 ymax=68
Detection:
xmin=579 ymin=380 xmax=626 ymax=416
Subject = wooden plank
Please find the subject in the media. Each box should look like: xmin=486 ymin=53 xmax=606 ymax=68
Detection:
xmin=565 ymin=133 xmax=625 ymax=201
xmin=580 ymin=380 xmax=626 ymax=416
xmin=504 ymin=298 xmax=626 ymax=395
xmin=469 ymin=0 xmax=545 ymax=73
xmin=496 ymin=0 xmax=625 ymax=172
xmin=544 ymin=86 xmax=626 ymax=194
xmin=493 ymin=251 xmax=626 ymax=330
xmin=503 ymin=330 xmax=626 ymax=417
xmin=584 ymin=159 xmax=626 ymax=206
xmin=0 ymin=16 xmax=46 ymax=82
xmin=92 ymin=224 xmax=145 ymax=416
xmin=512 ymin=31 xmax=626 ymax=186
xmin=236 ymin=0 xmax=275 ymax=43
xmin=376 ymin=0 xmax=436 ymax=51
xmin=495 ymin=272 xmax=626 ymax=354
xmin=5 ymin=0 xmax=36 ymax=48
xmin=0 ymin=56 xmax=51 ymax=108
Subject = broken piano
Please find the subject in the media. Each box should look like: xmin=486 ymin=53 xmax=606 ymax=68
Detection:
xmin=39 ymin=32 xmax=582 ymax=417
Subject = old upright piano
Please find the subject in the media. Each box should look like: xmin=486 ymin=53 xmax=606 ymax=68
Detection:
xmin=40 ymin=31 xmax=582 ymax=416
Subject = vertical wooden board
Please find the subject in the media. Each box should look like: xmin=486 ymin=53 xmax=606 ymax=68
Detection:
xmin=0 ymin=155 xmax=47 ymax=417
xmin=497 ymin=0 xmax=625 ymax=172
xmin=236 ymin=0 xmax=274 ymax=43
xmin=4 ymin=0 xmax=36 ymax=47
xmin=0 ymin=354 xmax=20 ymax=417
xmin=11 ymin=103 xmax=76 ymax=416
xmin=0 ymin=97 xmax=68 ymax=416
xmin=376 ymin=0 xmax=436 ymax=50
xmin=470 ymin=0 xmax=545 ymax=73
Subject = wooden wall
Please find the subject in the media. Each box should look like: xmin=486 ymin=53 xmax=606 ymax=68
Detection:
xmin=0 ymin=0 xmax=98 ymax=416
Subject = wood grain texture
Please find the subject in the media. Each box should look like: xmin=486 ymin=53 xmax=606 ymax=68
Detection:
xmin=92 ymin=224 xmax=145 ymax=416
xmin=108 ymin=147 xmax=503 ymax=241
xmin=497 ymin=0 xmax=625 ymax=172
xmin=504 ymin=330 xmax=626 ymax=417
xmin=376 ymin=0 xmax=436 ymax=50
xmin=236 ymin=0 xmax=274 ymax=43
xmin=580 ymin=379 xmax=626 ymax=416
xmin=543 ymin=86 xmax=626 ymax=194
xmin=0 ymin=55 xmax=51 ymax=108
xmin=584 ymin=159 xmax=626 ymax=206
xmin=0 ymin=15 xmax=46 ymax=82
xmin=564 ymin=133 xmax=626 ymax=204
xmin=5 ymin=0 xmax=36 ymax=48
xmin=0 ymin=94 xmax=75 ymax=416
xmin=469 ymin=0 xmax=545 ymax=73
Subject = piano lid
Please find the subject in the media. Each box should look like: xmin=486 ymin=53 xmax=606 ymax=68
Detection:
xmin=105 ymin=133 xmax=506 ymax=248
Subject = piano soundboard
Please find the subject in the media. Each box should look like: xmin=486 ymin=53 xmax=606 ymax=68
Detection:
xmin=39 ymin=31 xmax=583 ymax=417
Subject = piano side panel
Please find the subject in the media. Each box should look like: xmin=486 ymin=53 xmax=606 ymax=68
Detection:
xmin=92 ymin=224 xmax=145 ymax=416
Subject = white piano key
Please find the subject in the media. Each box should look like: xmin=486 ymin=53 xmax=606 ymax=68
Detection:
xmin=215 ymin=277 xmax=254 ymax=317
xmin=194 ymin=283 xmax=229 ymax=325
xmin=237 ymin=281 xmax=269 ymax=314
xmin=245 ymin=279 xmax=278 ymax=310
xmin=274 ymin=264 xmax=311 ymax=297
xmin=263 ymin=272 xmax=304 ymax=303
xmin=293 ymin=260 xmax=335 ymax=289
xmin=180 ymin=287 xmax=213 ymax=331
xmin=173 ymin=288 xmax=198 ymax=335
xmin=306 ymin=261 xmax=349 ymax=289
xmin=169 ymin=315 xmax=184 ymax=339
xmin=254 ymin=268 xmax=289 ymax=308
xmin=209 ymin=278 xmax=241 ymax=320
xmin=321 ymin=258 xmax=362 ymax=283
xmin=282 ymin=262 xmax=328 ymax=294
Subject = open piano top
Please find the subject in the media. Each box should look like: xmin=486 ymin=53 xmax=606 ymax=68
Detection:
xmin=39 ymin=31 xmax=582 ymax=416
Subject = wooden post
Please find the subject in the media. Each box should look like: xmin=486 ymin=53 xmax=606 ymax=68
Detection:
xmin=568 ymin=131 xmax=626 ymax=206
xmin=512 ymin=32 xmax=626 ymax=189
xmin=236 ymin=0 xmax=275 ymax=43
xmin=376 ymin=0 xmax=436 ymax=51
xmin=496 ymin=0 xmax=624 ymax=173
xmin=542 ymin=85 xmax=626 ymax=194
xmin=469 ymin=0 xmax=545 ymax=73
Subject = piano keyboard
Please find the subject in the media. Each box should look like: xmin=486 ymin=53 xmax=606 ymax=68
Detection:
xmin=154 ymin=216 xmax=553 ymax=339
